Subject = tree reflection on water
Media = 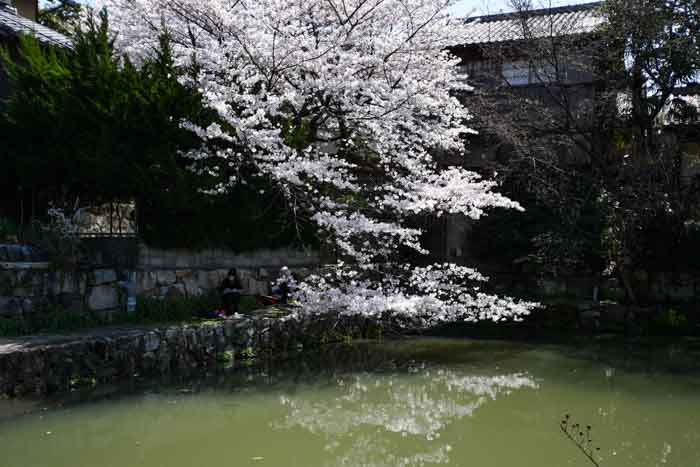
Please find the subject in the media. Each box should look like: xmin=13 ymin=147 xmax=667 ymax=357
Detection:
xmin=274 ymin=368 xmax=538 ymax=466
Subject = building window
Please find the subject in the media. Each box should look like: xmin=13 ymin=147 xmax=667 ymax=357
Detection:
xmin=455 ymin=64 xmax=470 ymax=83
xmin=531 ymin=62 xmax=560 ymax=84
xmin=502 ymin=61 xmax=530 ymax=86
xmin=502 ymin=60 xmax=566 ymax=86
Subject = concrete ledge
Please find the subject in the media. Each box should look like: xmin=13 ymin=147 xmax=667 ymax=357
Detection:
xmin=137 ymin=245 xmax=319 ymax=269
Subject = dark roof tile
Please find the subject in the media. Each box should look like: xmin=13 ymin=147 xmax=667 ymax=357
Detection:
xmin=462 ymin=2 xmax=603 ymax=45
xmin=0 ymin=7 xmax=71 ymax=48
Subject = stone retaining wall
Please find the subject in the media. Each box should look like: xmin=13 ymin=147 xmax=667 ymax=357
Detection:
xmin=486 ymin=271 xmax=700 ymax=303
xmin=0 ymin=245 xmax=318 ymax=317
xmin=0 ymin=314 xmax=370 ymax=398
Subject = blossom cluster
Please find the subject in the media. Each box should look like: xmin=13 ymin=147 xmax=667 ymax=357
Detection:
xmin=289 ymin=263 xmax=536 ymax=325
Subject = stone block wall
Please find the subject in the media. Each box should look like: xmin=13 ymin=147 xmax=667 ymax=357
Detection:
xmin=134 ymin=245 xmax=318 ymax=303
xmin=133 ymin=267 xmax=284 ymax=301
xmin=532 ymin=272 xmax=700 ymax=303
xmin=487 ymin=270 xmax=700 ymax=304
xmin=0 ymin=244 xmax=319 ymax=317
xmin=4 ymin=237 xmax=697 ymax=319
xmin=1 ymin=263 xmax=74 ymax=316
xmin=0 ymin=265 xmax=133 ymax=316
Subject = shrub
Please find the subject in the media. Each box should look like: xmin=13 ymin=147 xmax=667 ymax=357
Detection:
xmin=0 ymin=218 xmax=20 ymax=241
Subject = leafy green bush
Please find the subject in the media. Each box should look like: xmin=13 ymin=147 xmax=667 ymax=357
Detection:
xmin=0 ymin=218 xmax=19 ymax=241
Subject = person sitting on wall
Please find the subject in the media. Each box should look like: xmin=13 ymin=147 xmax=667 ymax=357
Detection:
xmin=271 ymin=267 xmax=291 ymax=305
xmin=219 ymin=268 xmax=243 ymax=316
xmin=257 ymin=267 xmax=295 ymax=307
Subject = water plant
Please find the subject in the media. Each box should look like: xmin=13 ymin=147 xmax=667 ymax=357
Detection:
xmin=560 ymin=414 xmax=602 ymax=467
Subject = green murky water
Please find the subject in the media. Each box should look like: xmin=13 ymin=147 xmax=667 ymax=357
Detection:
xmin=2 ymin=338 xmax=700 ymax=467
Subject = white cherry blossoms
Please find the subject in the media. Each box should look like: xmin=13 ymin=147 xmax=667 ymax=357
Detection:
xmin=97 ymin=0 xmax=538 ymax=323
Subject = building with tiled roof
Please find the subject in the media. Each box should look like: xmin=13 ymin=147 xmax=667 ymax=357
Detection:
xmin=428 ymin=3 xmax=608 ymax=262
xmin=461 ymin=2 xmax=603 ymax=45
xmin=0 ymin=0 xmax=72 ymax=48
xmin=0 ymin=0 xmax=71 ymax=104
xmin=452 ymin=2 xmax=604 ymax=89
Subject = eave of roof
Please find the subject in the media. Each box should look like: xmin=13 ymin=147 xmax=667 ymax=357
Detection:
xmin=0 ymin=7 xmax=72 ymax=48
xmin=462 ymin=2 xmax=604 ymax=45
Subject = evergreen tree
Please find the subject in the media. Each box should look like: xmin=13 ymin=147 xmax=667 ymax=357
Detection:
xmin=0 ymin=10 xmax=315 ymax=250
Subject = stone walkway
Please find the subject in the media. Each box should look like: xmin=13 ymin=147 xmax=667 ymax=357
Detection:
xmin=0 ymin=307 xmax=294 ymax=356
xmin=0 ymin=325 xmax=169 ymax=355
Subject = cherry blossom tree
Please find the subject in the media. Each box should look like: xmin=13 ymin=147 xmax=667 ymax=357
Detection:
xmin=95 ymin=0 xmax=537 ymax=324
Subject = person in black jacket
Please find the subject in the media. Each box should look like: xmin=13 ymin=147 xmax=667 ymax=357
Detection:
xmin=219 ymin=268 xmax=243 ymax=315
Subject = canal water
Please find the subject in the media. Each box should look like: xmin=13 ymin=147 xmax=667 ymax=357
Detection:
xmin=1 ymin=338 xmax=700 ymax=467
